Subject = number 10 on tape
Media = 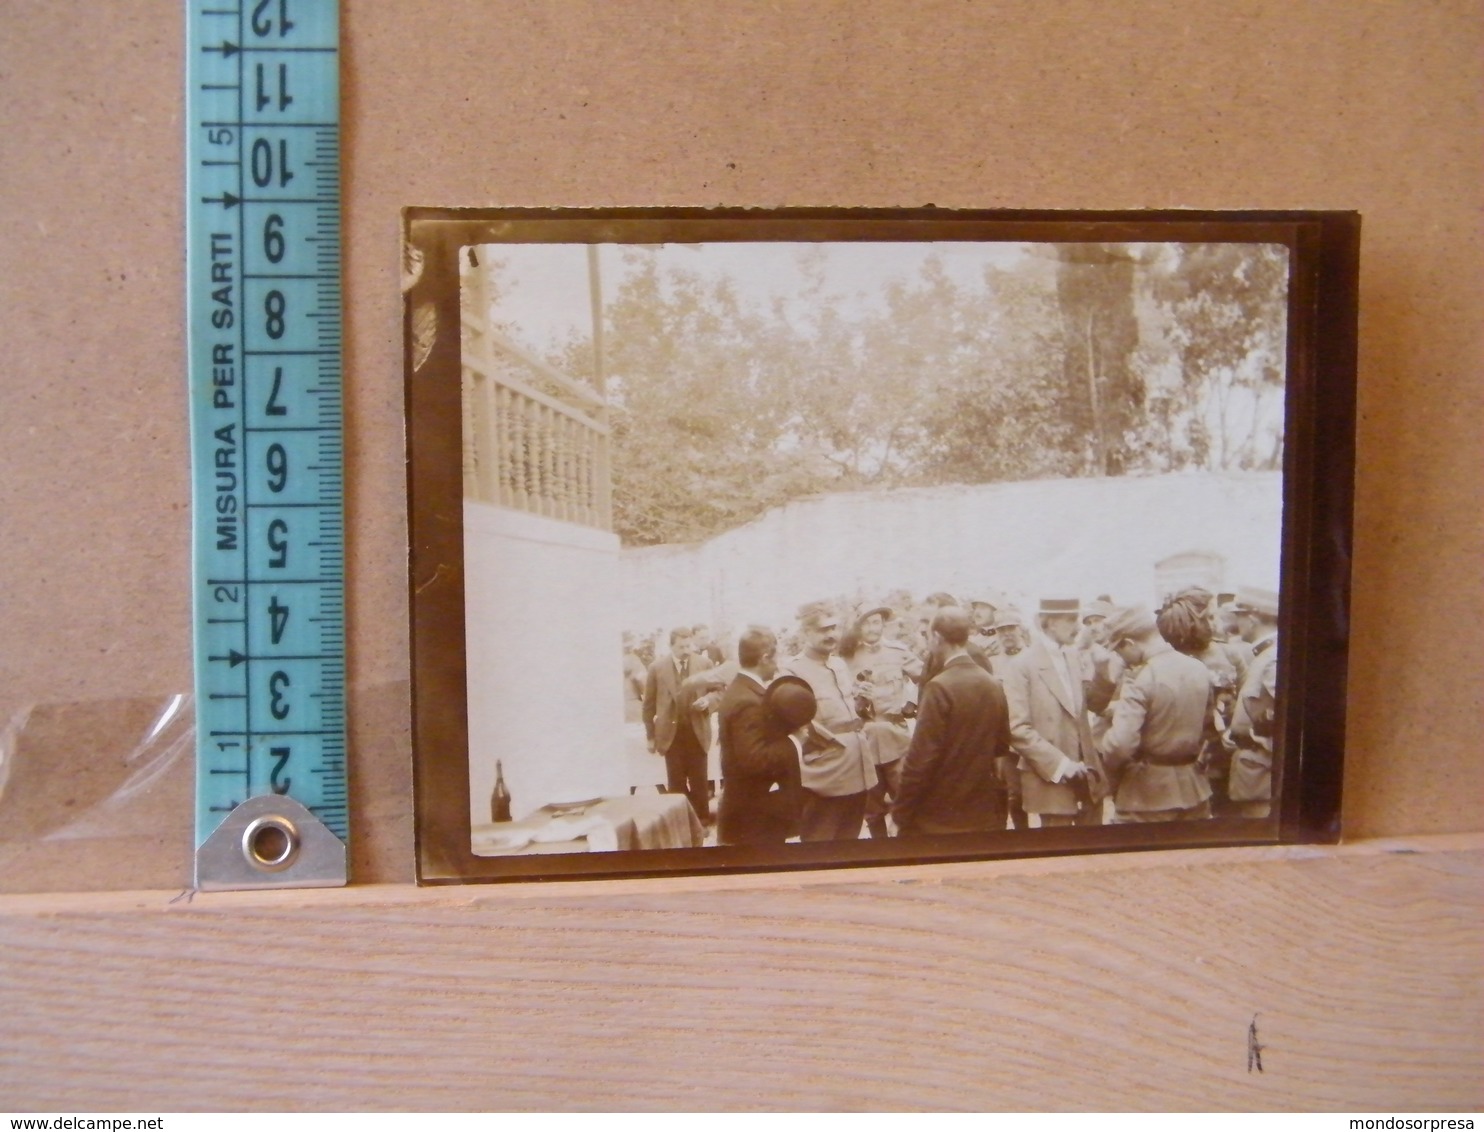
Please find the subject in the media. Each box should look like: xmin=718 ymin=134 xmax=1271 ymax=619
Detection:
xmin=186 ymin=0 xmax=347 ymax=890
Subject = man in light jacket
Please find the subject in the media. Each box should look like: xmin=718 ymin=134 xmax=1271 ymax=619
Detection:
xmin=1002 ymin=597 xmax=1107 ymax=827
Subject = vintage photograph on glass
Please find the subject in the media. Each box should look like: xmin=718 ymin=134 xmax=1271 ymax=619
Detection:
xmin=404 ymin=210 xmax=1357 ymax=884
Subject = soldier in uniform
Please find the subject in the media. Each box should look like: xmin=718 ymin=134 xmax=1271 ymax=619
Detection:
xmin=967 ymin=596 xmax=1001 ymax=658
xmin=1156 ymin=586 xmax=1246 ymax=815
xmin=844 ymin=600 xmax=924 ymax=838
xmin=1093 ymin=605 xmax=1214 ymax=823
xmin=1076 ymin=598 xmax=1125 ymax=715
xmin=1211 ymin=593 xmax=1240 ymax=641
xmin=988 ymin=607 xmax=1026 ymax=677
xmin=1226 ymin=585 xmax=1279 ymax=819
xmin=780 ymin=601 xmax=878 ymax=841
xmin=987 ymin=605 xmax=1030 ymax=829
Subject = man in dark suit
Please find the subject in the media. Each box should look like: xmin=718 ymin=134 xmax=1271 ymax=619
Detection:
xmin=893 ymin=607 xmax=1011 ymax=837
xmin=716 ymin=626 xmax=804 ymax=845
xmin=642 ymin=627 xmax=715 ymax=823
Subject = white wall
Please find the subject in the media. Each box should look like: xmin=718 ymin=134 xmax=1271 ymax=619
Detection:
xmin=618 ymin=471 xmax=1283 ymax=634
xmin=464 ymin=501 xmax=627 ymax=823
xmin=462 ymin=472 xmax=1283 ymax=816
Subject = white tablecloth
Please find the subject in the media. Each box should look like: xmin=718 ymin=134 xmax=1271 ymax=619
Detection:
xmin=471 ymin=793 xmax=705 ymax=856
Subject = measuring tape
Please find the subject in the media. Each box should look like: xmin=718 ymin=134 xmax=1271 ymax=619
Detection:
xmin=186 ymin=0 xmax=346 ymax=890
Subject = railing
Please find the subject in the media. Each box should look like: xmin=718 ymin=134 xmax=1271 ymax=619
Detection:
xmin=460 ymin=261 xmax=613 ymax=531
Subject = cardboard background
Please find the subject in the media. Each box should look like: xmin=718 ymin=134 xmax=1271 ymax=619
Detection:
xmin=1 ymin=1 xmax=1480 ymax=892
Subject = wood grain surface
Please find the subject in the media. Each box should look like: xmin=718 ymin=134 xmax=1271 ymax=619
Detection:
xmin=3 ymin=836 xmax=1479 ymax=1111
xmin=0 ymin=0 xmax=1481 ymax=894
xmin=2 ymin=4 xmax=1484 ymax=896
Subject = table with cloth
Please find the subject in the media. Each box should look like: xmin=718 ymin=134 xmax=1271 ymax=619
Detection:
xmin=471 ymin=793 xmax=705 ymax=856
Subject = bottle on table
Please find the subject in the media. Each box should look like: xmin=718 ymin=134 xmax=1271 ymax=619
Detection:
xmin=491 ymin=760 xmax=512 ymax=823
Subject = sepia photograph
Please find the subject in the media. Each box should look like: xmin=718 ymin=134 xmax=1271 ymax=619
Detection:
xmin=404 ymin=209 xmax=1356 ymax=883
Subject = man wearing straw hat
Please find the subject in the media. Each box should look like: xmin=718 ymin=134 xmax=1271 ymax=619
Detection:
xmin=1094 ymin=604 xmax=1213 ymax=822
xmin=1002 ymin=597 xmax=1107 ymax=828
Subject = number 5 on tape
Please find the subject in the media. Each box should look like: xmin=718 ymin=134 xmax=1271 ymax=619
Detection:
xmin=186 ymin=0 xmax=347 ymax=890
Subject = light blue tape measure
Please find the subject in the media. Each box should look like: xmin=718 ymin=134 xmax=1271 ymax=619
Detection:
xmin=186 ymin=0 xmax=346 ymax=890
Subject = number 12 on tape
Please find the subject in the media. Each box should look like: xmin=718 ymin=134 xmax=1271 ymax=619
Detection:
xmin=186 ymin=0 xmax=347 ymax=890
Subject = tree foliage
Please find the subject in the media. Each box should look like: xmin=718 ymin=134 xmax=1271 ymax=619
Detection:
xmin=490 ymin=242 xmax=1290 ymax=546
xmin=598 ymin=256 xmax=837 ymax=545
xmin=1053 ymin=244 xmax=1144 ymax=475
xmin=1139 ymin=243 xmax=1289 ymax=471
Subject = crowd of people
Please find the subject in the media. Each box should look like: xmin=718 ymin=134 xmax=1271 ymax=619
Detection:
xmin=624 ymin=583 xmax=1279 ymax=846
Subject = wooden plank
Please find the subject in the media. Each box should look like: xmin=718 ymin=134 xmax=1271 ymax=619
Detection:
xmin=1 ymin=836 xmax=1478 ymax=1111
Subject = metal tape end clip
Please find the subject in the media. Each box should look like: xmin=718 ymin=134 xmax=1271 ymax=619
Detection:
xmin=196 ymin=794 xmax=347 ymax=892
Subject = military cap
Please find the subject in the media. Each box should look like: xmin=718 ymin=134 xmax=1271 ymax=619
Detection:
xmin=1082 ymin=598 xmax=1117 ymax=624
xmin=1232 ymin=585 xmax=1280 ymax=619
xmin=854 ymin=598 xmax=896 ymax=624
xmin=796 ymin=600 xmax=837 ymax=629
xmin=992 ymin=606 xmax=1025 ymax=630
xmin=1102 ymin=604 xmax=1157 ymax=645
xmin=764 ymin=674 xmax=818 ymax=730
